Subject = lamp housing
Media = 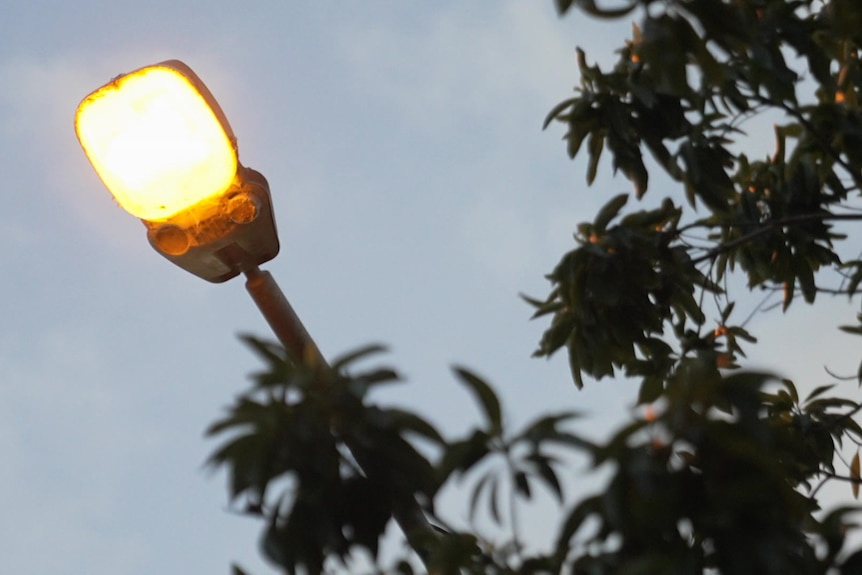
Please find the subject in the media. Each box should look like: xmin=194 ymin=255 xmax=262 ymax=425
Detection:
xmin=75 ymin=60 xmax=278 ymax=282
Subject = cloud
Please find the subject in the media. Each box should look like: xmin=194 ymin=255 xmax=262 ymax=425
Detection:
xmin=0 ymin=323 xmax=148 ymax=573
xmin=327 ymin=2 xmax=600 ymax=286
xmin=340 ymin=1 xmax=574 ymax=132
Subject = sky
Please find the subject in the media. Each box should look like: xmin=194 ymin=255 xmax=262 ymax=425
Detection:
xmin=1 ymin=2 xmax=860 ymax=574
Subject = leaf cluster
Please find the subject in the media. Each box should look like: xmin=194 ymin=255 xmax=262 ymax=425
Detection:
xmin=216 ymin=342 xmax=862 ymax=575
xmin=527 ymin=194 xmax=720 ymax=390
xmin=440 ymin=368 xmax=585 ymax=526
xmin=212 ymin=343 xmax=596 ymax=575
xmin=537 ymin=0 xmax=862 ymax=395
xmin=207 ymin=338 xmax=443 ymax=574
xmin=556 ymin=361 xmax=862 ymax=575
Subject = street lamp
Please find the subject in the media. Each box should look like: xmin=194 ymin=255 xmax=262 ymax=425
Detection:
xmin=74 ymin=59 xmax=434 ymax=560
xmin=75 ymin=60 xmax=316 ymax=358
xmin=75 ymin=60 xmax=278 ymax=283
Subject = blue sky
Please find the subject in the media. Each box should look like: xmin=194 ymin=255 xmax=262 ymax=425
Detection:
xmin=1 ymin=2 xmax=860 ymax=574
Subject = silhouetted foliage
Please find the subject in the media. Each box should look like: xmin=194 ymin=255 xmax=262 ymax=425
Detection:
xmin=209 ymin=1 xmax=862 ymax=573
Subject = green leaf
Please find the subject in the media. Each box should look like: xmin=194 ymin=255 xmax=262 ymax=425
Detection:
xmin=438 ymin=430 xmax=492 ymax=479
xmin=842 ymin=549 xmax=862 ymax=575
xmin=719 ymin=301 xmax=735 ymax=324
xmin=427 ymin=531 xmax=481 ymax=574
xmin=453 ymin=367 xmax=503 ymax=434
xmin=574 ymin=0 xmax=637 ymax=19
xmin=386 ymin=408 xmax=446 ymax=445
xmin=554 ymin=0 xmax=574 ymax=15
xmin=347 ymin=368 xmax=401 ymax=397
xmin=846 ymin=262 xmax=862 ymax=296
xmin=783 ymin=279 xmax=795 ymax=312
xmin=795 ymin=257 xmax=817 ymax=304
xmin=518 ymin=412 xmax=582 ymax=445
xmin=781 ymin=378 xmax=798 ymax=405
xmin=520 ymin=292 xmax=549 ymax=309
xmin=805 ymin=397 xmax=859 ymax=412
xmin=331 ymin=343 xmax=388 ymax=372
xmin=556 ymin=495 xmax=601 ymax=552
xmin=586 ymin=130 xmax=605 ymax=185
xmin=468 ymin=472 xmax=493 ymax=521
xmin=637 ymin=376 xmax=664 ymax=405
xmin=543 ymin=97 xmax=577 ymax=130
xmin=489 ymin=476 xmax=501 ymax=524
xmin=805 ymin=384 xmax=836 ymax=403
xmin=728 ymin=326 xmax=757 ymax=343
xmin=593 ymin=193 xmax=629 ymax=232
xmin=528 ymin=453 xmax=564 ymax=501
xmin=514 ymin=470 xmax=531 ymax=499
xmin=642 ymin=15 xmax=690 ymax=96
xmin=565 ymin=119 xmax=594 ymax=160
xmin=566 ymin=333 xmax=587 ymax=390
xmin=240 ymin=335 xmax=289 ymax=366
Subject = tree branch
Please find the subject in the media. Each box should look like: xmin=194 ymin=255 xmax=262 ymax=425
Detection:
xmin=773 ymin=98 xmax=862 ymax=193
xmin=690 ymin=213 xmax=862 ymax=265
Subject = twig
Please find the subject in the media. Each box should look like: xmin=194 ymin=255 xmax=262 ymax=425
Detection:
xmin=690 ymin=213 xmax=862 ymax=265
xmin=768 ymin=97 xmax=862 ymax=192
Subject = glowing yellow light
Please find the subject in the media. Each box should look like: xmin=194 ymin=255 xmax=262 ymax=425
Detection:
xmin=75 ymin=62 xmax=237 ymax=221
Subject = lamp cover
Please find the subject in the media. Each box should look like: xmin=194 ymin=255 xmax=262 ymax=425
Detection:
xmin=75 ymin=60 xmax=238 ymax=221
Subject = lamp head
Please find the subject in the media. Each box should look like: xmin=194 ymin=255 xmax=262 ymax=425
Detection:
xmin=75 ymin=60 xmax=279 ymax=282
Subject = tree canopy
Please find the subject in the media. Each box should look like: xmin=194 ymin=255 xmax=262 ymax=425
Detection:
xmin=207 ymin=1 xmax=862 ymax=573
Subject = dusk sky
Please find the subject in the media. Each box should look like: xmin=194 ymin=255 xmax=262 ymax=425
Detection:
xmin=1 ymin=2 xmax=859 ymax=574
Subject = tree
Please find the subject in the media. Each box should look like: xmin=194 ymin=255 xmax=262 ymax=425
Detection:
xmin=207 ymin=1 xmax=862 ymax=573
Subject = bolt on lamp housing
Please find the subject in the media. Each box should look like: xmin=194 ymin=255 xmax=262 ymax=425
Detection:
xmin=75 ymin=60 xmax=278 ymax=282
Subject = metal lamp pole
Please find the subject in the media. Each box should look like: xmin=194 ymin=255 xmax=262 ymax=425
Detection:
xmin=243 ymin=266 xmax=321 ymax=363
